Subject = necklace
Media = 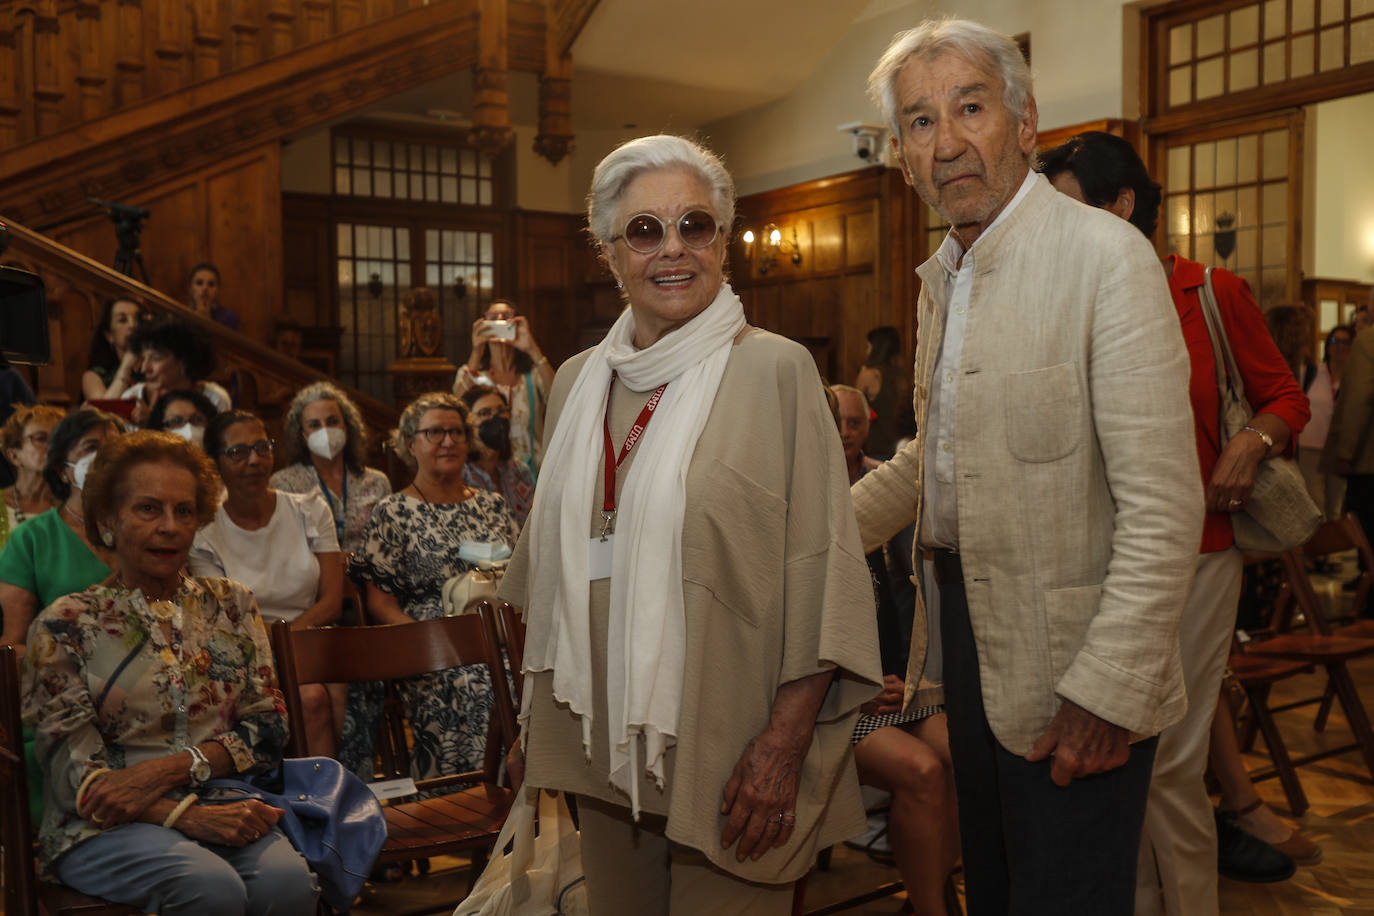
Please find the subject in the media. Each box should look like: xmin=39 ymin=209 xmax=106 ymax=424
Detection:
xmin=62 ymin=501 xmax=84 ymax=524
xmin=9 ymin=490 xmax=25 ymax=525
xmin=121 ymin=575 xmax=189 ymax=623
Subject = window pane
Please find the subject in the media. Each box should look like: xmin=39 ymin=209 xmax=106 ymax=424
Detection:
xmin=480 ymin=233 xmax=493 ymax=263
xmin=381 ymin=229 xmax=394 ymax=260
xmin=337 ymin=223 xmax=352 ymax=257
xmin=1168 ymin=145 xmax=1191 ymax=186
xmin=478 ymin=155 xmax=491 ymax=179
xmin=1236 ymin=185 xmax=1258 ymax=228
xmin=398 ymin=228 xmax=410 ymax=260
xmin=442 ymin=176 xmax=458 ymax=203
xmin=479 ymin=181 xmax=492 ymax=207
xmin=1197 ymin=14 xmax=1226 ymax=55
xmin=1194 ymin=192 xmax=1215 ymax=235
xmin=442 ymin=148 xmax=458 ymax=174
xmin=1291 ymin=32 xmax=1315 ymax=75
xmin=1320 ymin=25 xmax=1345 ymax=68
xmin=352 ymin=138 xmax=370 ymax=166
xmin=1235 ymin=227 xmax=1258 ymax=270
xmin=1169 ymin=234 xmax=1190 ymax=258
xmin=1215 ymin=138 xmax=1237 ymax=186
xmin=335 ymin=167 xmax=350 ymax=194
xmin=426 ymin=229 xmax=438 ymax=258
xmin=1355 ymin=19 xmax=1374 ymax=65
xmin=1168 ymin=194 xmax=1191 ymax=237
xmin=1261 ymin=226 xmax=1286 ymax=265
xmin=1215 ymin=189 xmax=1237 ymax=227
xmin=1231 ymin=5 xmax=1260 ymax=45
xmin=462 ymin=149 xmax=477 ymax=175
xmin=425 ymin=145 xmax=438 ymax=173
xmin=1170 ymin=65 xmax=1192 ymax=105
xmin=374 ymin=142 xmax=390 ymax=168
xmin=334 ymin=136 xmax=350 ymax=164
xmin=1192 ymin=140 xmax=1214 ymax=186
xmin=1264 ymin=0 xmax=1286 ymax=38
xmin=1355 ymin=0 xmax=1374 ymax=15
xmin=1236 ymin=135 xmax=1257 ymax=184
xmin=1196 ymin=57 xmax=1224 ymax=98
xmin=426 ymin=175 xmax=439 ymax=201
xmin=375 ymin=171 xmax=391 ymax=198
xmin=1262 ymin=181 xmax=1288 ymax=224
xmin=461 ymin=178 xmax=477 ymax=202
xmin=1263 ymin=40 xmax=1287 ymax=81
xmin=1292 ymin=0 xmax=1315 ymax=31
xmin=410 ymin=144 xmax=424 ymax=171
xmin=1262 ymin=130 xmax=1288 ymax=179
xmin=1321 ymin=0 xmax=1344 ymax=24
xmin=354 ymin=168 xmax=371 ymax=196
xmin=1170 ymin=23 xmax=1193 ymax=63
xmin=1230 ymin=48 xmax=1259 ymax=90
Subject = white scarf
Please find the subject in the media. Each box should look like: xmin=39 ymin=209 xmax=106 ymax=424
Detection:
xmin=520 ymin=283 xmax=746 ymax=815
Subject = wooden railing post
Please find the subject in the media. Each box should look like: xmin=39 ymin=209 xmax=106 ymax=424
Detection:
xmin=74 ymin=1 xmax=108 ymax=121
xmin=153 ymin=0 xmax=190 ymax=93
xmin=264 ymin=0 xmax=295 ymax=56
xmin=30 ymin=1 xmax=65 ymax=138
xmin=192 ymin=0 xmax=224 ymax=82
xmin=114 ymin=0 xmax=147 ymax=107
xmin=300 ymin=0 xmax=333 ymax=44
xmin=230 ymin=0 xmax=261 ymax=67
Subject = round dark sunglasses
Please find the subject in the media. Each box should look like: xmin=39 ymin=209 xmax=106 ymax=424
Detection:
xmin=614 ymin=210 xmax=720 ymax=254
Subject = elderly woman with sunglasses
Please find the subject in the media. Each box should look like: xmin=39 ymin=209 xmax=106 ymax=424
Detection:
xmin=453 ymin=300 xmax=554 ymax=480
xmin=351 ymin=392 xmax=519 ymax=783
xmin=188 ymin=410 xmax=343 ymax=755
xmin=500 ymin=135 xmax=880 ymax=914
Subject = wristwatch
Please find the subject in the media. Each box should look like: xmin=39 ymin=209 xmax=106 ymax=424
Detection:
xmin=187 ymin=745 xmax=212 ymax=785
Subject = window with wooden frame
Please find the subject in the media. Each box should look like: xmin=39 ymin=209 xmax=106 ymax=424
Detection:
xmin=333 ymin=132 xmax=495 ymax=206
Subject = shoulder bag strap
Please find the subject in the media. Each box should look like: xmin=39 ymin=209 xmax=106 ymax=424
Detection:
xmin=1196 ymin=267 xmax=1248 ymax=405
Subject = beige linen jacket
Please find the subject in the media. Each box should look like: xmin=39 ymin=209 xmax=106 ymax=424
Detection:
xmin=852 ymin=174 xmax=1204 ymax=755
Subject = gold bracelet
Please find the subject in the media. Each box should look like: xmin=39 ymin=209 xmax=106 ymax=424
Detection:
xmin=75 ymin=767 xmax=112 ymax=815
xmin=162 ymin=792 xmax=199 ymax=830
xmin=533 ymin=355 xmax=549 ymax=368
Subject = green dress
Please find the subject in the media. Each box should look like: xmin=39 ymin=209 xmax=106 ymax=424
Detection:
xmin=0 ymin=507 xmax=113 ymax=821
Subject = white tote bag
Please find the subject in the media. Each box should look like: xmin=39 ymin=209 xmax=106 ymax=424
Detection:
xmin=453 ymin=787 xmax=588 ymax=916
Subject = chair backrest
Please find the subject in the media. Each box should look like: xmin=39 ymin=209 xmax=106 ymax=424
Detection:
xmin=497 ymin=602 xmax=526 ymax=703
xmin=1 ymin=645 xmax=39 ymax=916
xmin=1279 ymin=513 xmax=1374 ymax=633
xmin=269 ymin=606 xmax=517 ymax=783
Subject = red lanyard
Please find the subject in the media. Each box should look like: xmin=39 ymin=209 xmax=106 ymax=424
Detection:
xmin=601 ymin=370 xmax=668 ymax=536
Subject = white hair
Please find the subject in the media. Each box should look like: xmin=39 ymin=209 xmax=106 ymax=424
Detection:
xmin=867 ymin=18 xmax=1033 ymax=142
xmin=586 ymin=135 xmax=736 ymax=245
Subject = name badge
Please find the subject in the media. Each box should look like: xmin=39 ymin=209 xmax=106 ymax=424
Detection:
xmin=588 ymin=535 xmax=614 ymax=581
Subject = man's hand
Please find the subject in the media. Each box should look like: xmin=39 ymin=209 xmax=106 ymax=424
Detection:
xmin=1025 ymin=700 xmax=1130 ymax=787
xmin=719 ymin=726 xmax=806 ymax=861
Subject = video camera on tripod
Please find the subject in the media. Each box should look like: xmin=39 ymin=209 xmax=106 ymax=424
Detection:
xmin=88 ymin=197 xmax=151 ymax=283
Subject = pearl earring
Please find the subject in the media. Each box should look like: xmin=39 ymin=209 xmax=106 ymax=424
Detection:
xmin=101 ymin=530 xmax=113 ymax=546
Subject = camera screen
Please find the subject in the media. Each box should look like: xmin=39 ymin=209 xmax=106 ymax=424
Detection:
xmin=0 ymin=266 xmax=51 ymax=366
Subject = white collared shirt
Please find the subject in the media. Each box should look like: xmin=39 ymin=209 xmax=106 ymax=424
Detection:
xmin=920 ymin=168 xmax=1039 ymax=550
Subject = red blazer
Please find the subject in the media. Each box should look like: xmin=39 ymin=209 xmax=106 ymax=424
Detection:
xmin=1167 ymin=255 xmax=1310 ymax=553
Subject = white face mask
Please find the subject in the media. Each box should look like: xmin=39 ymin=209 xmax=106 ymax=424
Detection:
xmin=169 ymin=423 xmax=205 ymax=448
xmin=307 ymin=426 xmax=347 ymax=461
xmin=68 ymin=453 xmax=95 ymax=491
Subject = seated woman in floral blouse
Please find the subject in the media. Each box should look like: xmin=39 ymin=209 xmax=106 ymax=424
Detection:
xmin=22 ymin=430 xmax=318 ymax=916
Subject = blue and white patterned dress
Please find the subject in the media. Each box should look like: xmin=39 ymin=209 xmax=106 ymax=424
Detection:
xmin=348 ymin=490 xmax=518 ymax=781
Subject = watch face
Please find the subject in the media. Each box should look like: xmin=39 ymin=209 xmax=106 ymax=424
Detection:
xmin=193 ymin=760 xmax=211 ymax=782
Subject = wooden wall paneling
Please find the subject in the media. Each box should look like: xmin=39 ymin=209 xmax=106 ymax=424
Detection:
xmin=514 ymin=210 xmax=594 ymax=367
xmin=282 ymin=194 xmax=333 ymax=328
xmin=74 ymin=2 xmax=108 ymax=123
xmin=113 ymin=0 xmax=147 ymax=107
xmin=205 ymin=145 xmax=283 ymax=342
xmin=265 ymin=0 xmax=296 ymax=56
xmin=0 ymin=21 xmax=17 ymax=147
xmin=301 ymin=0 xmax=336 ymax=45
xmin=29 ymin=1 xmax=65 ymax=138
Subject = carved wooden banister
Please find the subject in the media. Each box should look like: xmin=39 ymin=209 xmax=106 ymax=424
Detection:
xmin=1 ymin=214 xmax=400 ymax=437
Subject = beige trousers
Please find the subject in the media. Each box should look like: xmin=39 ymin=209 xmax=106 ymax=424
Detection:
xmin=576 ymin=796 xmax=796 ymax=916
xmin=1135 ymin=548 xmax=1243 ymax=916
xmin=1299 ymin=446 xmax=1347 ymax=519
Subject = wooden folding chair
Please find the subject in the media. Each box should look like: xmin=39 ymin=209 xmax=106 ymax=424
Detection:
xmin=1 ymin=646 xmax=143 ymax=916
xmin=1226 ymin=645 xmax=1316 ymax=815
xmin=1241 ymin=519 xmax=1374 ymax=784
xmin=496 ymin=602 xmax=526 ymax=704
xmin=269 ymin=607 xmax=518 ymax=893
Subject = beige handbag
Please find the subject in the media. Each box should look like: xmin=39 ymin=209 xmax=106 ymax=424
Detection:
xmin=442 ymin=565 xmax=505 ymax=616
xmin=1196 ymin=267 xmax=1321 ymax=553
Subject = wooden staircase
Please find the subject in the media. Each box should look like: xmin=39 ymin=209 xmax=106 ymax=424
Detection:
xmin=2 ymin=212 xmax=401 ymax=440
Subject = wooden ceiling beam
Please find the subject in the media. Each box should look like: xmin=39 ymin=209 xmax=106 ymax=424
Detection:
xmin=548 ymin=0 xmax=599 ymax=60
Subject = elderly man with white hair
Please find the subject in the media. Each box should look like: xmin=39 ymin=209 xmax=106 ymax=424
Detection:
xmin=850 ymin=19 xmax=1203 ymax=914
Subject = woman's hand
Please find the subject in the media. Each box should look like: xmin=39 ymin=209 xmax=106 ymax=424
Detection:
xmin=1206 ymin=429 xmax=1269 ymax=513
xmin=860 ymin=674 xmax=905 ymax=716
xmin=129 ymin=387 xmax=154 ymax=427
xmin=80 ymin=757 xmax=182 ymax=827
xmin=511 ymin=317 xmax=540 ymax=357
xmin=505 ymin=742 xmax=525 ymax=791
xmin=719 ymin=724 xmax=807 ymax=862
xmin=469 ymin=318 xmax=491 ymax=368
xmin=175 ymin=799 xmax=284 ymax=847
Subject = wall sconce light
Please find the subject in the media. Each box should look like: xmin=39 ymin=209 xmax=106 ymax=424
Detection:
xmin=743 ymin=222 xmax=802 ymax=275
xmin=367 ymin=272 xmax=384 ymax=300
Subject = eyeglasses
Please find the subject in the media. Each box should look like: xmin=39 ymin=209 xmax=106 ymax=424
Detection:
xmin=415 ymin=426 xmax=467 ymax=444
xmin=163 ymin=414 xmax=206 ymax=428
xmin=471 ymin=406 xmax=510 ymax=421
xmin=23 ymin=432 xmax=49 ymax=447
xmin=221 ymin=439 xmax=274 ymax=462
xmin=612 ymin=209 xmax=719 ymax=254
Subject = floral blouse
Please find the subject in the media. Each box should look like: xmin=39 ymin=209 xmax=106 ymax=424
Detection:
xmin=462 ymin=460 xmax=535 ymax=528
xmin=269 ymin=463 xmax=393 ymax=557
xmin=22 ymin=577 xmax=287 ymax=873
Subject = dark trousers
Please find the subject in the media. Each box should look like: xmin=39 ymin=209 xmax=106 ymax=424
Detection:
xmin=939 ymin=576 xmax=1159 ymax=915
xmin=1346 ymin=475 xmax=1374 ymax=589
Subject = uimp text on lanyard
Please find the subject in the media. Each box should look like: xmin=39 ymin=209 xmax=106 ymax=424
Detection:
xmin=600 ymin=370 xmax=668 ymax=539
